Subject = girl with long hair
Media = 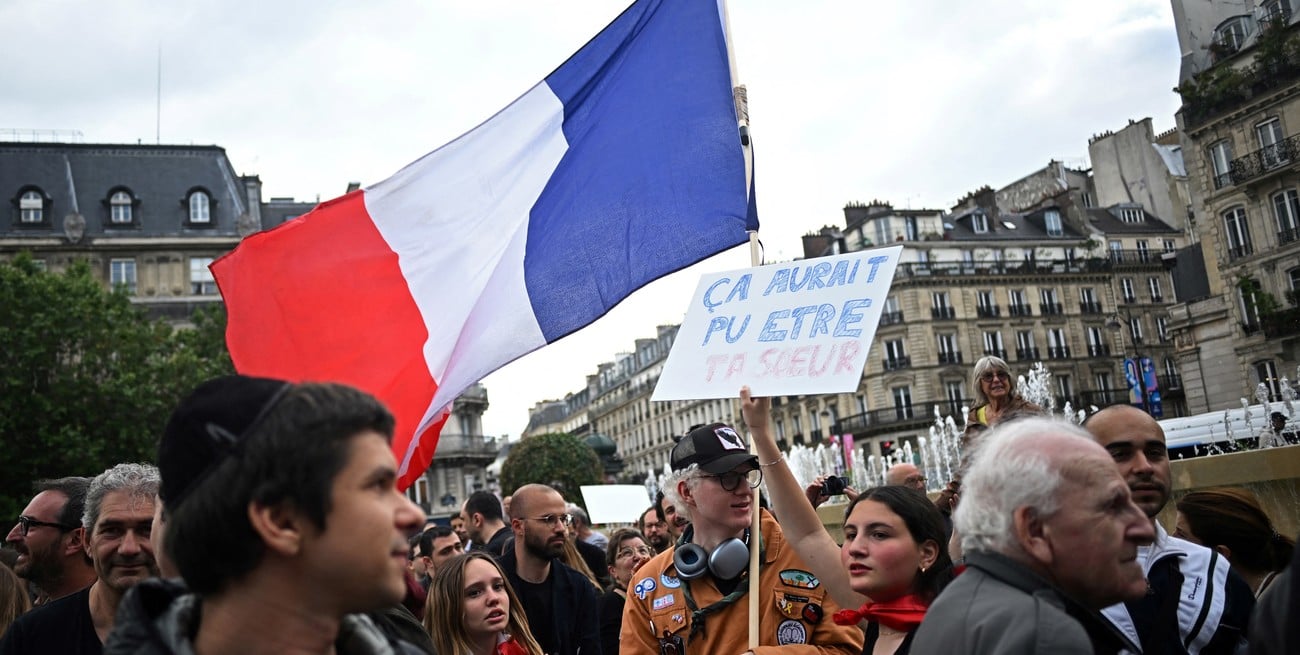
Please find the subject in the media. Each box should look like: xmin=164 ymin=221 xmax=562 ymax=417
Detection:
xmin=424 ymin=552 xmax=544 ymax=655
xmin=744 ymin=388 xmax=954 ymax=654
xmin=1175 ymin=486 xmax=1295 ymax=597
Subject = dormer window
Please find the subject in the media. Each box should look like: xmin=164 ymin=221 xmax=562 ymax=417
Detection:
xmin=19 ymin=189 xmax=45 ymax=223
xmin=1044 ymin=210 xmax=1063 ymax=236
xmin=109 ymin=190 xmax=134 ymax=224
xmin=971 ymin=212 xmax=989 ymax=234
xmin=185 ymin=188 xmax=214 ymax=226
xmin=1119 ymin=207 xmax=1144 ymax=224
xmin=1213 ymin=16 xmax=1251 ymax=56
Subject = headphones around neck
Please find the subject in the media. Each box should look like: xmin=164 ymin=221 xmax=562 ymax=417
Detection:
xmin=672 ymin=525 xmax=751 ymax=581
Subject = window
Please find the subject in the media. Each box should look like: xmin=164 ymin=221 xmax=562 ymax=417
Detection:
xmin=856 ymin=395 xmax=867 ymax=415
xmin=1290 ymin=267 xmax=1300 ymax=295
xmin=1239 ymin=278 xmax=1266 ymax=328
xmin=1016 ymin=330 xmax=1037 ymax=360
xmin=1136 ymin=240 xmax=1150 ymax=262
xmin=1109 ymin=241 xmax=1123 ymax=264
xmin=1129 ymin=316 xmax=1144 ymax=345
xmin=1223 ymin=207 xmax=1253 ymax=260
xmin=945 ymin=381 xmax=965 ymax=414
xmin=1164 ymin=358 xmax=1181 ymax=388
xmin=1163 ymin=239 xmax=1177 ymax=253
xmin=1040 ymin=288 xmax=1061 ymax=314
xmin=189 ymin=190 xmax=211 ymax=224
xmin=1156 ymin=316 xmax=1169 ymax=342
xmin=19 ymin=190 xmax=44 ymax=223
xmin=904 ymin=216 xmax=918 ymax=241
xmin=1119 ymin=208 xmax=1144 ymax=224
xmin=874 ymin=219 xmax=890 ymax=247
xmin=1214 ymin=16 xmax=1250 ymax=54
xmin=971 ymin=212 xmax=989 ymax=234
xmin=775 ymin=419 xmax=785 ymax=440
xmin=884 ymin=296 xmax=899 ymax=314
xmin=1096 ymin=372 xmax=1114 ymax=400
xmin=1148 ymin=277 xmax=1163 ymax=302
xmin=1044 ymin=210 xmax=1063 ymax=236
xmin=1057 ymin=374 xmax=1074 ymax=401
xmin=190 ymin=257 xmax=217 ymax=295
xmin=1273 ymin=189 xmax=1300 ymax=244
xmin=1209 ymin=140 xmax=1234 ymax=189
xmin=31 ymin=259 xmax=47 ymax=271
xmin=937 ymin=333 xmax=959 ymax=361
xmin=884 ymin=339 xmax=907 ymax=368
xmin=1080 ymin=287 xmax=1101 ymax=313
xmin=1257 ymin=118 xmax=1288 ymax=169
xmin=110 ymin=258 xmax=137 ymax=294
xmin=1047 ymin=328 xmax=1069 ymax=359
xmin=1255 ymin=360 xmax=1281 ymax=400
xmin=891 ymin=386 xmax=913 ymax=420
xmin=1262 ymin=0 xmax=1291 ymax=22
xmin=1086 ymin=326 xmax=1105 ymax=348
xmin=977 ymin=290 xmax=997 ymax=316
xmin=1082 ymin=192 xmax=1094 ymax=208
xmin=983 ymin=330 xmax=1004 ymax=356
xmin=109 ymin=190 xmax=133 ymax=224
xmin=1122 ymin=278 xmax=1136 ymax=303
xmin=1009 ymin=289 xmax=1030 ymax=315
xmin=931 ymin=292 xmax=954 ymax=319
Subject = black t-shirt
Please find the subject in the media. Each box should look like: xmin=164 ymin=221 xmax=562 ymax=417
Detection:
xmin=597 ymin=590 xmax=625 ymax=655
xmin=514 ymin=573 xmax=558 ymax=655
xmin=0 ymin=585 xmax=101 ymax=655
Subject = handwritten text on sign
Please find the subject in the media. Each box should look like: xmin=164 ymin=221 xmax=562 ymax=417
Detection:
xmin=652 ymin=246 xmax=901 ymax=401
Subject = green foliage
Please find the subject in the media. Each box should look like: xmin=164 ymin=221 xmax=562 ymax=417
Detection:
xmin=1176 ymin=21 xmax=1300 ymax=124
xmin=499 ymin=432 xmax=603 ymax=508
xmin=0 ymin=254 xmax=234 ymax=518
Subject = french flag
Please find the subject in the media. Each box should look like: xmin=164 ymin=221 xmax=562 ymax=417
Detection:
xmin=213 ymin=0 xmax=757 ymax=490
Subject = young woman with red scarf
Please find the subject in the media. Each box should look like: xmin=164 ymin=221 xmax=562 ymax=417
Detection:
xmin=742 ymin=388 xmax=954 ymax=655
xmin=424 ymin=552 xmax=544 ymax=655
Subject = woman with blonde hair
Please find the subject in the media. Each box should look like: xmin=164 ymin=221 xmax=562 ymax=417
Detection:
xmin=424 ymin=551 xmax=544 ymax=655
xmin=962 ymin=356 xmax=1042 ymax=444
xmin=0 ymin=563 xmax=30 ymax=637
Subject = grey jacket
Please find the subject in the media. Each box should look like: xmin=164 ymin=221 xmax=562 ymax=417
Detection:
xmin=911 ymin=552 xmax=1136 ymax=655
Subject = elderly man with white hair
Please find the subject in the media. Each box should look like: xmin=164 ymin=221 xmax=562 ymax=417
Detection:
xmin=910 ymin=418 xmax=1153 ymax=655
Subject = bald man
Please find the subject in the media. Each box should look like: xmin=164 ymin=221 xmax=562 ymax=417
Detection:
xmin=497 ymin=484 xmax=601 ymax=655
xmin=886 ymin=463 xmax=927 ymax=491
xmin=1085 ymin=405 xmax=1254 ymax=655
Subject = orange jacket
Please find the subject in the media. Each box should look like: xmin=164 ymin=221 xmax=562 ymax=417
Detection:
xmin=620 ymin=509 xmax=862 ymax=655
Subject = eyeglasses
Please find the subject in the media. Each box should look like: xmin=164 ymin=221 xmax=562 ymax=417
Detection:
xmin=14 ymin=515 xmax=76 ymax=537
xmin=528 ymin=513 xmax=574 ymax=527
xmin=616 ymin=545 xmax=654 ymax=560
xmin=980 ymin=371 xmax=1010 ymax=382
xmin=705 ymin=468 xmax=763 ymax=492
xmin=903 ymin=475 xmax=927 ymax=485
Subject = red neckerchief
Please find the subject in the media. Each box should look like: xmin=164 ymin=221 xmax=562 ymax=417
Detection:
xmin=832 ymin=593 xmax=929 ymax=632
xmin=496 ymin=637 xmax=528 ymax=655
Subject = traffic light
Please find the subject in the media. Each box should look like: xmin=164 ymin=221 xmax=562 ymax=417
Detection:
xmin=880 ymin=440 xmax=895 ymax=457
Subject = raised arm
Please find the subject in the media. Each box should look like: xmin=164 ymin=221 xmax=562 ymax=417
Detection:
xmin=740 ymin=387 xmax=866 ymax=611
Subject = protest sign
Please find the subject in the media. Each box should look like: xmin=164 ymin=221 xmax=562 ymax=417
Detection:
xmin=652 ymin=246 xmax=902 ymax=401
xmin=580 ymin=485 xmax=654 ymax=525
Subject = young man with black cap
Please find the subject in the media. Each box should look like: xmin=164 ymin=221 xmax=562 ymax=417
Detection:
xmin=620 ymin=400 xmax=861 ymax=655
xmin=103 ymin=375 xmax=429 ymax=655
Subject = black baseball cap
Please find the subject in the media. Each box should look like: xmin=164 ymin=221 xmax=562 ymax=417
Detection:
xmin=670 ymin=423 xmax=758 ymax=474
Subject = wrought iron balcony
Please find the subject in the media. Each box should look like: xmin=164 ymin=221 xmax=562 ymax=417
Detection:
xmin=1229 ymin=133 xmax=1298 ymax=185
xmin=931 ymin=306 xmax=956 ymax=320
xmin=983 ymin=348 xmax=1007 ymax=360
xmin=1280 ymin=227 xmax=1300 ymax=245
xmin=1109 ymin=250 xmax=1163 ymax=268
xmin=1228 ymin=244 xmax=1254 ymax=261
xmin=1263 ymin=308 xmax=1300 ymax=338
xmin=977 ymin=305 xmax=1001 ymax=318
xmin=1040 ymin=302 xmax=1064 ymax=316
xmin=1080 ymin=301 xmax=1104 ymax=314
xmin=1151 ymin=294 xmax=1164 ymax=303
xmin=1081 ymin=389 xmax=1128 ymax=407
xmin=938 ymin=351 xmax=964 ymax=365
xmin=1047 ymin=346 xmax=1071 ymax=359
xmin=834 ymin=402 xmax=936 ymax=436
xmin=1016 ymin=347 xmax=1040 ymax=361
xmin=1123 ymin=295 xmax=1138 ymax=304
xmin=882 ymin=356 xmax=912 ymax=371
xmin=1009 ymin=304 xmax=1033 ymax=317
xmin=880 ymin=311 xmax=905 ymax=325
xmin=1087 ymin=344 xmax=1111 ymax=357
xmin=1164 ymin=372 xmax=1184 ymax=390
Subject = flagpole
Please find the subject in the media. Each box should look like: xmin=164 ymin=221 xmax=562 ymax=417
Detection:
xmin=718 ymin=0 xmax=761 ymax=649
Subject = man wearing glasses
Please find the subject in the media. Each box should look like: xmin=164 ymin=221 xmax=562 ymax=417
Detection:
xmin=622 ymin=421 xmax=862 ymax=655
xmin=500 ymin=483 xmax=601 ymax=655
xmin=4 ymin=477 xmax=96 ymax=604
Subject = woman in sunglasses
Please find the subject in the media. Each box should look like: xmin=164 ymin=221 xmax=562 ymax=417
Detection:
xmin=424 ymin=551 xmax=544 ymax=655
xmin=962 ymin=356 xmax=1041 ymax=445
xmin=745 ymin=388 xmax=954 ymax=655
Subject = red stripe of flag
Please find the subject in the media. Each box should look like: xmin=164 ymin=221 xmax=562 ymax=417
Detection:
xmin=212 ymin=190 xmax=447 ymax=490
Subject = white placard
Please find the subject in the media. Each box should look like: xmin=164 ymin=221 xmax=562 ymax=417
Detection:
xmin=580 ymin=485 xmax=653 ymax=525
xmin=652 ymin=246 xmax=902 ymax=401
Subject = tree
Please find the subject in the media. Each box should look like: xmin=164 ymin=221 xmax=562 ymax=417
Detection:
xmin=0 ymin=255 xmax=234 ymax=518
xmin=499 ymin=433 xmax=603 ymax=508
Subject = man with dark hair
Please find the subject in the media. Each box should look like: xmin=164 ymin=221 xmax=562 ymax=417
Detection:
xmin=655 ymin=490 xmax=688 ymax=541
xmin=1085 ymin=405 xmax=1255 ymax=655
xmin=461 ymin=491 xmax=510 ymax=557
xmin=1 ymin=464 xmax=160 ymax=654
xmin=409 ymin=526 xmax=461 ymax=590
xmin=637 ymin=505 xmax=669 ymax=553
xmin=500 ymin=484 xmax=601 ymax=655
xmin=102 ymin=375 xmax=428 ymax=654
xmin=4 ymin=477 xmax=96 ymax=604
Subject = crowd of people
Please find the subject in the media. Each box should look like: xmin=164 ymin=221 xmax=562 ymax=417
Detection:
xmin=0 ymin=365 xmax=1296 ymax=654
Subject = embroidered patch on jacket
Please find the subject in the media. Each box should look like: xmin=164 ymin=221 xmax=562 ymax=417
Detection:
xmin=779 ymin=569 xmax=820 ymax=589
xmin=634 ymin=576 xmax=657 ymax=600
xmin=777 ymin=619 xmax=808 ymax=645
xmin=660 ymin=573 xmax=682 ymax=589
xmin=653 ymin=595 xmax=675 ymax=610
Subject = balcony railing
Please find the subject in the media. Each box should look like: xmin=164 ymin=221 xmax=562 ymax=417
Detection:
xmin=1080 ymin=301 xmax=1104 ymax=314
xmin=1040 ymin=302 xmax=1064 ymax=316
xmin=1123 ymin=295 xmax=1138 ymax=304
xmin=1081 ymin=388 xmax=1129 ymax=407
xmin=1263 ymin=308 xmax=1300 ymax=338
xmin=883 ymin=356 xmax=912 ymax=371
xmin=1214 ymin=171 xmax=1234 ymax=190
xmin=1151 ymin=294 xmax=1164 ymax=303
xmin=1229 ymin=133 xmax=1298 ymax=185
xmin=931 ymin=306 xmax=956 ymax=320
xmin=880 ymin=311 xmax=905 ymax=325
xmin=1016 ymin=347 xmax=1040 ymax=361
xmin=893 ymin=258 xmax=1117 ymax=279
xmin=983 ymin=348 xmax=1007 ymax=360
xmin=938 ymin=351 xmax=964 ymax=365
xmin=1109 ymin=250 xmax=1163 ymax=267
xmin=1228 ymin=244 xmax=1254 ymax=261
xmin=1087 ymin=344 xmax=1111 ymax=357
xmin=1280 ymin=227 xmax=1300 ymax=245
xmin=977 ymin=305 xmax=1001 ymax=318
xmin=835 ymin=402 xmax=940 ymax=436
xmin=1164 ymin=373 xmax=1184 ymax=390
xmin=433 ymin=433 xmax=502 ymax=459
xmin=1009 ymin=304 xmax=1033 ymax=317
xmin=1047 ymin=346 xmax=1071 ymax=359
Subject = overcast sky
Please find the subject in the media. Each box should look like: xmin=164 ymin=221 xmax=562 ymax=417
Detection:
xmin=3 ymin=1 xmax=1184 ymax=439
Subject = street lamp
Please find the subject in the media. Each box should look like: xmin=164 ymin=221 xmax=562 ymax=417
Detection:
xmin=1106 ymin=310 xmax=1159 ymax=416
